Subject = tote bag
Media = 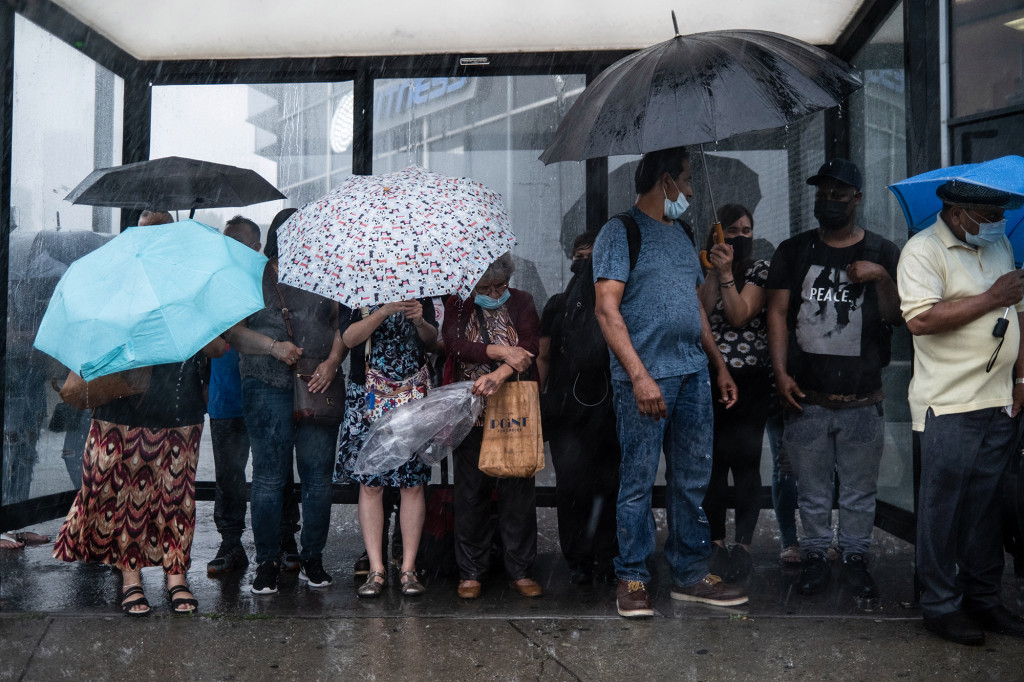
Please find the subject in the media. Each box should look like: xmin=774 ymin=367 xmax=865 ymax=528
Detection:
xmin=478 ymin=377 xmax=545 ymax=478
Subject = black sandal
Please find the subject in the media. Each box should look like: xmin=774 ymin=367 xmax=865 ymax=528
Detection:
xmin=120 ymin=584 xmax=151 ymax=617
xmin=167 ymin=583 xmax=198 ymax=614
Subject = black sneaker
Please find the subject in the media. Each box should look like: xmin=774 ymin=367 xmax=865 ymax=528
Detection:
xmin=207 ymin=542 xmax=248 ymax=575
xmin=724 ymin=545 xmax=753 ymax=583
xmin=839 ymin=553 xmax=878 ymax=599
xmin=708 ymin=543 xmax=730 ymax=577
xmin=299 ymin=557 xmax=334 ymax=588
xmin=797 ymin=550 xmax=832 ymax=595
xmin=279 ymin=536 xmax=301 ymax=572
xmin=251 ymin=560 xmax=280 ymax=595
xmin=353 ymin=551 xmax=371 ymax=577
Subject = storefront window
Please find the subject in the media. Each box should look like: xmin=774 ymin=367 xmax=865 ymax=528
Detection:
xmin=951 ymin=0 xmax=1024 ymax=118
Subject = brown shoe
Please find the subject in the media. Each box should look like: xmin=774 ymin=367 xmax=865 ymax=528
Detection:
xmin=508 ymin=578 xmax=543 ymax=597
xmin=670 ymin=574 xmax=748 ymax=606
xmin=457 ymin=579 xmax=481 ymax=599
xmin=616 ymin=579 xmax=654 ymax=618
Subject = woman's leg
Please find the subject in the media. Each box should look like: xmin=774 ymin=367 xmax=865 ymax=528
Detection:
xmin=120 ymin=569 xmax=148 ymax=614
xmin=399 ymin=485 xmax=425 ymax=573
xmin=359 ymin=484 xmax=386 ymax=582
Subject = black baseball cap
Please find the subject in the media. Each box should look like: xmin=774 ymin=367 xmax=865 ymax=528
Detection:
xmin=807 ymin=158 xmax=863 ymax=192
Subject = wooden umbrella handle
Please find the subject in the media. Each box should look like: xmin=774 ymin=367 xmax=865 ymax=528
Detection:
xmin=699 ymin=221 xmax=725 ymax=269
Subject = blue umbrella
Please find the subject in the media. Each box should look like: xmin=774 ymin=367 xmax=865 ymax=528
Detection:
xmin=34 ymin=220 xmax=267 ymax=380
xmin=888 ymin=155 xmax=1024 ymax=262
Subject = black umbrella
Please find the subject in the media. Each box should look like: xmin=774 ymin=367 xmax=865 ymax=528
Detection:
xmin=64 ymin=156 xmax=286 ymax=218
xmin=539 ymin=24 xmax=862 ymax=163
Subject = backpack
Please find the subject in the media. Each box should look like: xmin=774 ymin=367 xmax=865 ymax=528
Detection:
xmin=556 ymin=211 xmax=697 ymax=378
xmin=788 ymin=229 xmax=893 ymax=368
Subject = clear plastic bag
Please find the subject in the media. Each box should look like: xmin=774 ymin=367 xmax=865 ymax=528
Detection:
xmin=353 ymin=381 xmax=483 ymax=476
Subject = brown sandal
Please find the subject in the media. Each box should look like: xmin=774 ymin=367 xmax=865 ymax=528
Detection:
xmin=400 ymin=570 xmax=425 ymax=596
xmin=357 ymin=571 xmax=386 ymax=598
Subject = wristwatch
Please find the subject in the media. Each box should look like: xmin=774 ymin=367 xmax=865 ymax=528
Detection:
xmin=1015 ymin=378 xmax=1024 ymax=385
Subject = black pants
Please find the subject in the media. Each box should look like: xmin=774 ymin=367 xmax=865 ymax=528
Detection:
xmin=549 ymin=398 xmax=620 ymax=570
xmin=703 ymin=370 xmax=771 ymax=545
xmin=453 ymin=426 xmax=537 ymax=581
xmin=211 ymin=416 xmax=301 ymax=544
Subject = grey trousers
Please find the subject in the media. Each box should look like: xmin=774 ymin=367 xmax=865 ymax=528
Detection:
xmin=917 ymin=407 xmax=1018 ymax=618
xmin=783 ymin=403 xmax=885 ymax=556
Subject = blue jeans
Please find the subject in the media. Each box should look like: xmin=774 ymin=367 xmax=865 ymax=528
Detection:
xmin=917 ymin=408 xmax=1018 ymax=618
xmin=766 ymin=412 xmax=799 ymax=549
xmin=783 ymin=403 xmax=884 ymax=556
xmin=243 ymin=378 xmax=339 ymax=565
xmin=612 ymin=371 xmax=713 ymax=587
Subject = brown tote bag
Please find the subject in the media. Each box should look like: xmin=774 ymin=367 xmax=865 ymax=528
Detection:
xmin=59 ymin=367 xmax=152 ymax=411
xmin=478 ymin=376 xmax=545 ymax=478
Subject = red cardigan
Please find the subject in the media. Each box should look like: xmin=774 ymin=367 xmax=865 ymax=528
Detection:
xmin=441 ymin=289 xmax=540 ymax=385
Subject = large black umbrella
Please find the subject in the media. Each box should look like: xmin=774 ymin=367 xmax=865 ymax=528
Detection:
xmin=64 ymin=156 xmax=286 ymax=218
xmin=539 ymin=26 xmax=862 ymax=163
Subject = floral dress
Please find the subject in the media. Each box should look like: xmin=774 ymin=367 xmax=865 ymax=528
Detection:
xmin=709 ymin=259 xmax=771 ymax=371
xmin=336 ymin=306 xmax=433 ymax=488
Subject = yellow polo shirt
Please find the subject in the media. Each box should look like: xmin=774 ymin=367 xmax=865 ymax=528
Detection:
xmin=898 ymin=215 xmax=1023 ymax=431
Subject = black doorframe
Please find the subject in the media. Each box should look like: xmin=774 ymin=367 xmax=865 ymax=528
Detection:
xmin=1 ymin=0 xmax=920 ymax=541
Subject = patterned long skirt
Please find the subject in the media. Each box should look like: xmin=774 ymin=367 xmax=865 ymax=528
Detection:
xmin=53 ymin=419 xmax=202 ymax=574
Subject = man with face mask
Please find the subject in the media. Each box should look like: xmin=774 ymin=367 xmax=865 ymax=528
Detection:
xmin=897 ymin=180 xmax=1024 ymax=646
xmin=593 ymin=146 xmax=745 ymax=618
xmin=765 ymin=158 xmax=903 ymax=600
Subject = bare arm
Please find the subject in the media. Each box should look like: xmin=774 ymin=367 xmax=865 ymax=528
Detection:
xmin=595 ymin=278 xmax=666 ymax=420
xmin=223 ymin=321 xmax=301 ymax=366
xmin=906 ymin=270 xmax=1024 ymax=336
xmin=767 ymin=288 xmax=804 ymax=410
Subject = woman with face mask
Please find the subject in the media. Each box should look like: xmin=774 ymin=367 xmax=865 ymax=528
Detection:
xmin=441 ymin=251 xmax=544 ymax=600
xmin=698 ymin=204 xmax=784 ymax=580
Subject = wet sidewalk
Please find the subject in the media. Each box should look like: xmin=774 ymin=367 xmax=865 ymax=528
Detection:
xmin=2 ymin=505 xmax=1023 ymax=680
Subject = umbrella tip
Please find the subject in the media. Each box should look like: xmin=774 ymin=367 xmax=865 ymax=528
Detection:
xmin=671 ymin=10 xmax=680 ymax=36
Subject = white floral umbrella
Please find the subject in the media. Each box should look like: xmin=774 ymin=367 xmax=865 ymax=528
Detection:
xmin=278 ymin=166 xmax=517 ymax=307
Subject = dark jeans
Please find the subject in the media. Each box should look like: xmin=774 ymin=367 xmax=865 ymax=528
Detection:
xmin=243 ymin=379 xmax=339 ymax=565
xmin=210 ymin=416 xmax=300 ymax=546
xmin=612 ymin=370 xmax=714 ymax=587
xmin=703 ymin=370 xmax=770 ymax=545
xmin=766 ymin=411 xmax=799 ymax=548
xmin=549 ymin=398 xmax=620 ymax=570
xmin=917 ymin=408 xmax=1018 ymax=618
xmin=453 ymin=426 xmax=538 ymax=581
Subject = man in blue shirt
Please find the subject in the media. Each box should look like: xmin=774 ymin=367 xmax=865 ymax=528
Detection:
xmin=207 ymin=215 xmax=302 ymax=574
xmin=593 ymin=146 xmax=747 ymax=618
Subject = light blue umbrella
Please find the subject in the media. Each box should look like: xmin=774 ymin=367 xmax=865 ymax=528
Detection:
xmin=34 ymin=220 xmax=267 ymax=380
xmin=888 ymin=155 xmax=1024 ymax=263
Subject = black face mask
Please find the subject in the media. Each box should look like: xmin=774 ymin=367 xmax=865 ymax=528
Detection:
xmin=814 ymin=199 xmax=851 ymax=231
xmin=724 ymin=236 xmax=753 ymax=262
xmin=570 ymin=258 xmax=589 ymax=275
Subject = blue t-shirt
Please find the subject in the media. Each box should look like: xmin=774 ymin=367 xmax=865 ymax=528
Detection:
xmin=592 ymin=206 xmax=707 ymax=382
xmin=208 ymin=347 xmax=243 ymax=419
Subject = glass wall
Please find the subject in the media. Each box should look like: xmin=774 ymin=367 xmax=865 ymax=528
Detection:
xmin=850 ymin=3 xmax=912 ymax=512
xmin=951 ymin=0 xmax=1024 ymax=119
xmin=4 ymin=15 xmax=124 ymax=505
xmin=372 ymin=75 xmax=587 ymax=313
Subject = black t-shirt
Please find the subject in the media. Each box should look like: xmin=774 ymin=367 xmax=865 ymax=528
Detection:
xmin=92 ymin=355 xmax=207 ymax=429
xmin=540 ymin=292 xmax=569 ymax=390
xmin=765 ymin=229 xmax=900 ymax=395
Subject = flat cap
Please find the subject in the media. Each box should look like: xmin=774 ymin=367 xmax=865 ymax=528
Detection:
xmin=936 ymin=180 xmax=1024 ymax=210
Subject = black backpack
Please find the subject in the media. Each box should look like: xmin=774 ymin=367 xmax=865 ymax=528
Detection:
xmin=556 ymin=211 xmax=696 ymax=378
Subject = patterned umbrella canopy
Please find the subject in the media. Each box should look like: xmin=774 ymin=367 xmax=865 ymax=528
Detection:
xmin=278 ymin=166 xmax=517 ymax=307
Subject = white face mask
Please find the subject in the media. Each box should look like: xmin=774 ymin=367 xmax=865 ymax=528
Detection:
xmin=663 ymin=179 xmax=689 ymax=220
xmin=962 ymin=212 xmax=1007 ymax=248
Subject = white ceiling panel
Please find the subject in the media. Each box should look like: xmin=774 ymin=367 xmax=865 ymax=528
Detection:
xmin=47 ymin=0 xmax=867 ymax=60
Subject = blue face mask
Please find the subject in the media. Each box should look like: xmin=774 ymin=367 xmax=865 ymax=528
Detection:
xmin=475 ymin=289 xmax=511 ymax=309
xmin=663 ymin=179 xmax=689 ymax=220
xmin=963 ymin=213 xmax=1007 ymax=248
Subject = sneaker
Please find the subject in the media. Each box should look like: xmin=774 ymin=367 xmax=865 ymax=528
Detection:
xmin=207 ymin=542 xmax=248 ymax=575
xmin=353 ymin=551 xmax=371 ymax=577
xmin=839 ymin=553 xmax=878 ymax=599
xmin=250 ymin=560 xmax=280 ymax=595
xmin=724 ymin=545 xmax=753 ymax=583
xmin=299 ymin=557 xmax=334 ymax=588
xmin=670 ymin=574 xmax=748 ymax=606
xmin=708 ymin=543 xmax=730 ymax=577
xmin=797 ymin=550 xmax=832 ymax=595
xmin=279 ymin=536 xmax=301 ymax=572
xmin=924 ymin=610 xmax=985 ymax=646
xmin=616 ymin=579 xmax=654 ymax=618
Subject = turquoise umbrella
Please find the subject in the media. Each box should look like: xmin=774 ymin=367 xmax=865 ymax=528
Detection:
xmin=34 ymin=220 xmax=268 ymax=380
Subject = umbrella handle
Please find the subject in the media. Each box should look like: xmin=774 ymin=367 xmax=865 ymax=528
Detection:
xmin=699 ymin=222 xmax=724 ymax=270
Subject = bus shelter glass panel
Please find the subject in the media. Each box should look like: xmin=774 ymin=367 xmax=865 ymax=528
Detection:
xmin=951 ymin=0 xmax=1024 ymax=119
xmin=3 ymin=15 xmax=124 ymax=506
xmin=149 ymin=81 xmax=354 ymax=487
xmin=851 ymin=3 xmax=912 ymax=513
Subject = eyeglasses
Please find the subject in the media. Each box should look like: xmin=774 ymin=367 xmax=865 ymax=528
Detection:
xmin=475 ymin=281 xmax=509 ymax=297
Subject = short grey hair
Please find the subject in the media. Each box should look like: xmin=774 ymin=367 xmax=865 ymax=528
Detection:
xmin=480 ymin=251 xmax=516 ymax=283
